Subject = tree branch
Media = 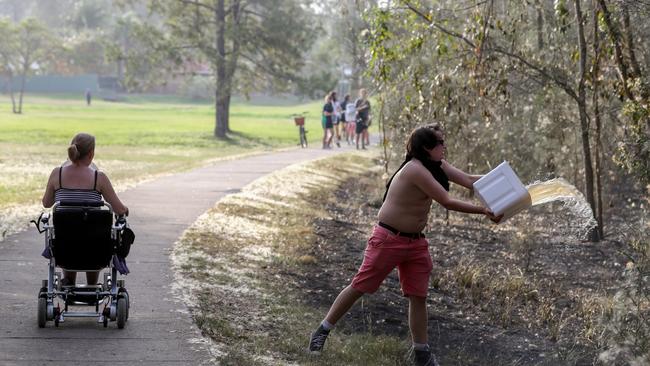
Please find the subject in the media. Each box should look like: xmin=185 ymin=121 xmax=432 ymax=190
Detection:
xmin=488 ymin=46 xmax=578 ymax=101
xmin=597 ymin=0 xmax=634 ymax=100
xmin=400 ymin=0 xmax=477 ymax=49
xmin=175 ymin=0 xmax=217 ymax=12
xmin=401 ymin=0 xmax=578 ymax=102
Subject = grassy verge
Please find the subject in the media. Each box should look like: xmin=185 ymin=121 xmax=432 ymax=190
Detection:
xmin=171 ymin=152 xmax=413 ymax=365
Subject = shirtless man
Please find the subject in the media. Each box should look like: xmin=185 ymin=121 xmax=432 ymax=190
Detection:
xmin=308 ymin=124 xmax=501 ymax=366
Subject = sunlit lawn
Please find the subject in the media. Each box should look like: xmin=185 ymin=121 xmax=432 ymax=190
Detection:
xmin=0 ymin=93 xmax=325 ymax=207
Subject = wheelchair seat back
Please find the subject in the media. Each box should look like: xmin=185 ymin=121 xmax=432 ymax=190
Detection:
xmin=53 ymin=201 xmax=113 ymax=270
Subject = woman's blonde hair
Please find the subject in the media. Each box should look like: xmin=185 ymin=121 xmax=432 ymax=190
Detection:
xmin=324 ymin=91 xmax=334 ymax=103
xmin=68 ymin=133 xmax=95 ymax=162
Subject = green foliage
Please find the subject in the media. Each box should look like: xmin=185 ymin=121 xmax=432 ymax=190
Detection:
xmin=0 ymin=17 xmax=61 ymax=112
xmin=328 ymin=0 xmax=370 ymax=93
xmin=616 ymin=100 xmax=650 ymax=183
xmin=142 ymin=0 xmax=317 ymax=94
xmin=364 ymin=0 xmax=649 ymax=187
xmin=104 ymin=13 xmax=181 ymax=92
xmin=554 ymin=0 xmax=570 ymax=33
xmin=0 ymin=18 xmax=16 ymax=75
xmin=69 ymin=0 xmax=111 ymax=30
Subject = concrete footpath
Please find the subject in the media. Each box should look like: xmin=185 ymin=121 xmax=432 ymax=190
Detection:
xmin=0 ymin=147 xmax=347 ymax=365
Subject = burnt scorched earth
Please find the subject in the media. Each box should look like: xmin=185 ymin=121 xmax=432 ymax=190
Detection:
xmin=274 ymin=170 xmax=646 ymax=366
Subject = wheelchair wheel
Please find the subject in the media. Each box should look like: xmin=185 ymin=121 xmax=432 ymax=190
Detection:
xmin=118 ymin=288 xmax=129 ymax=321
xmin=37 ymin=297 xmax=47 ymax=328
xmin=116 ymin=297 xmax=127 ymax=329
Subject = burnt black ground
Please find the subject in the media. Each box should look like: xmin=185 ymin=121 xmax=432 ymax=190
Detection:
xmin=277 ymin=168 xmax=646 ymax=366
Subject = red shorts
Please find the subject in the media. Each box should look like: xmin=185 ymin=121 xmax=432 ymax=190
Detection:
xmin=351 ymin=225 xmax=432 ymax=298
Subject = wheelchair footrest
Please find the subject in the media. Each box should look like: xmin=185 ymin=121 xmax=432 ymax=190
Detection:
xmin=63 ymin=290 xmax=107 ymax=306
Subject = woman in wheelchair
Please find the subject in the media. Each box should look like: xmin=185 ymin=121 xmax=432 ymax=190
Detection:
xmin=42 ymin=132 xmax=129 ymax=286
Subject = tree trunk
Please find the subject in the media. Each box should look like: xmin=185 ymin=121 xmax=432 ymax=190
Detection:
xmin=214 ymin=0 xmax=228 ymax=138
xmin=224 ymin=0 xmax=242 ymax=134
xmin=117 ymin=58 xmax=124 ymax=92
xmin=17 ymin=68 xmax=26 ymax=114
xmin=215 ymin=80 xmax=228 ymax=138
xmin=593 ymin=5 xmax=604 ymax=238
xmin=574 ymin=0 xmax=599 ymax=241
xmin=536 ymin=1 xmax=544 ymax=51
xmin=597 ymin=0 xmax=633 ymax=100
xmin=225 ymin=94 xmax=231 ymax=132
xmin=379 ymin=94 xmax=389 ymax=175
xmin=6 ymin=74 xmax=17 ymax=113
xmin=621 ymin=4 xmax=641 ymax=78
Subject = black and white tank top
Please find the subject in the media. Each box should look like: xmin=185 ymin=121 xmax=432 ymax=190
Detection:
xmin=54 ymin=166 xmax=102 ymax=202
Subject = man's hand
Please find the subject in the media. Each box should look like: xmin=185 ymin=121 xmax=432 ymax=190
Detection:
xmin=483 ymin=208 xmax=503 ymax=224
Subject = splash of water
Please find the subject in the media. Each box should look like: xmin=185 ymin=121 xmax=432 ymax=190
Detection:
xmin=525 ymin=178 xmax=597 ymax=238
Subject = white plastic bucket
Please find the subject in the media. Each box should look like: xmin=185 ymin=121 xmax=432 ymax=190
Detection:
xmin=473 ymin=161 xmax=531 ymax=222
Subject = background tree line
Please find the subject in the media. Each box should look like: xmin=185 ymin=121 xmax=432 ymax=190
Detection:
xmin=0 ymin=0 xmax=371 ymax=137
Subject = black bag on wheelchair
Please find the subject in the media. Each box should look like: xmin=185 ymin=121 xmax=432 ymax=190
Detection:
xmin=115 ymin=225 xmax=135 ymax=258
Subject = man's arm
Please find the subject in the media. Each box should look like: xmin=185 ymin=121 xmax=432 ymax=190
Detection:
xmin=441 ymin=160 xmax=482 ymax=190
xmin=408 ymin=163 xmax=486 ymax=215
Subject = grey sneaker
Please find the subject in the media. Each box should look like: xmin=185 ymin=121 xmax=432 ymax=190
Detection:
xmin=412 ymin=346 xmax=440 ymax=366
xmin=308 ymin=324 xmax=330 ymax=354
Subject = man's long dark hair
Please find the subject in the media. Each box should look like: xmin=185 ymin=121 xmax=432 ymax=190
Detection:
xmin=382 ymin=124 xmax=449 ymax=202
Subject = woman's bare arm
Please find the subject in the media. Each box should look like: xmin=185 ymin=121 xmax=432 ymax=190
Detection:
xmin=97 ymin=172 xmax=128 ymax=215
xmin=42 ymin=168 xmax=57 ymax=208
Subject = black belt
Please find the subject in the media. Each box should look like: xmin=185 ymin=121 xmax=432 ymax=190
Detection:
xmin=378 ymin=222 xmax=425 ymax=239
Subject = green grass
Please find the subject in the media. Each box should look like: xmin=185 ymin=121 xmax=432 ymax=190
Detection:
xmin=0 ymin=94 xmax=325 ymax=146
xmin=0 ymin=93 xmax=326 ymax=207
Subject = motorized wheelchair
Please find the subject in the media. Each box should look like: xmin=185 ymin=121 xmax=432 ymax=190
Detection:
xmin=33 ymin=200 xmax=132 ymax=328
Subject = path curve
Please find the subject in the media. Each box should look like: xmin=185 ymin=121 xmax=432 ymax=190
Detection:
xmin=0 ymin=146 xmax=347 ymax=365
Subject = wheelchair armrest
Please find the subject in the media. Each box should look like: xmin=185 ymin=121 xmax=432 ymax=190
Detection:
xmin=114 ymin=216 xmax=127 ymax=230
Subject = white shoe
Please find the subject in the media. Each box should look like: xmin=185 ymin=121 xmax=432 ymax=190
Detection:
xmin=58 ymin=313 xmax=64 ymax=323
xmin=97 ymin=315 xmax=105 ymax=323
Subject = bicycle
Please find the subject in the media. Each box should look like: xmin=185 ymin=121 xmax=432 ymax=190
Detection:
xmin=292 ymin=112 xmax=309 ymax=148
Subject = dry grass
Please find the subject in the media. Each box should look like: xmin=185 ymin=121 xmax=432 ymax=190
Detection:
xmin=170 ymin=150 xmax=650 ymax=365
xmin=171 ymin=152 xmax=412 ymax=365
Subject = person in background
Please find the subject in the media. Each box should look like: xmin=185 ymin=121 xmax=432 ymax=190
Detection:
xmin=322 ymin=92 xmax=335 ymax=149
xmin=355 ymin=88 xmax=371 ymax=149
xmin=85 ymin=89 xmax=92 ymax=106
xmin=344 ymin=95 xmax=356 ymax=145
xmin=331 ymin=91 xmax=342 ymax=148
xmin=308 ymin=124 xmax=502 ymax=366
xmin=340 ymin=94 xmax=351 ymax=144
